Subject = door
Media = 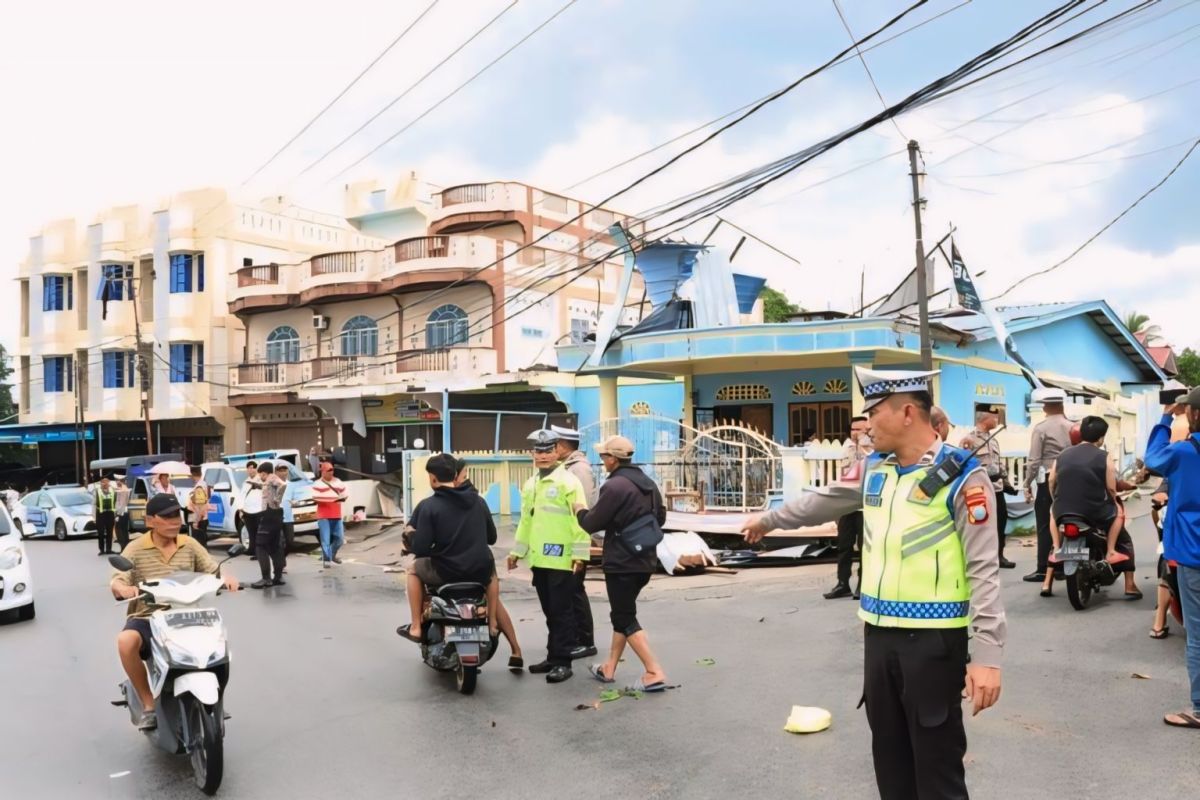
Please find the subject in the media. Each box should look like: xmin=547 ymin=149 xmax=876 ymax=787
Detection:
xmin=789 ymin=402 xmax=852 ymax=443
xmin=23 ymin=492 xmax=47 ymax=534
xmin=203 ymin=466 xmax=232 ymax=532
xmin=738 ymin=405 xmax=774 ymax=439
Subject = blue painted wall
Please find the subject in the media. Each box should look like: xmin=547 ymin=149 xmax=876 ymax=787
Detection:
xmin=554 ymin=380 xmax=686 ymax=426
xmin=694 ymin=367 xmax=853 ymax=440
xmin=959 ymin=315 xmax=1145 ymax=386
xmin=937 ymin=362 xmax=1033 ymax=428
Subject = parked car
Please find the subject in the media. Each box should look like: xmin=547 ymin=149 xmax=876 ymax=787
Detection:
xmin=0 ymin=504 xmax=35 ymax=620
xmin=202 ymin=457 xmax=318 ymax=547
xmin=13 ymin=485 xmax=97 ymax=540
xmin=127 ymin=474 xmax=196 ymax=534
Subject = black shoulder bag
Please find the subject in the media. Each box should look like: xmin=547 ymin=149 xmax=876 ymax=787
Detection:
xmin=616 ymin=486 xmax=665 ymax=556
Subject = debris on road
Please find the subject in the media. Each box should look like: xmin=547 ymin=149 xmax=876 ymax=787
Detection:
xmin=784 ymin=705 xmax=832 ymax=734
xmin=695 ymin=657 xmax=716 ymax=667
xmin=1131 ymin=672 xmax=1152 ymax=680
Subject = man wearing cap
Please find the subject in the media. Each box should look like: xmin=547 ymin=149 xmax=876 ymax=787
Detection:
xmin=553 ymin=424 xmax=598 ymax=660
xmin=110 ymin=493 xmax=240 ymax=731
xmin=825 ymin=416 xmax=872 ymax=600
xmin=506 ymin=429 xmax=591 ymax=684
xmin=962 ymin=406 xmax=1016 ymax=569
xmin=1024 ymin=388 xmax=1075 ymax=583
xmin=742 ymin=368 xmax=1005 ymax=799
xmin=1146 ymin=388 xmax=1200 ymax=729
xmin=93 ymin=474 xmax=118 ymax=556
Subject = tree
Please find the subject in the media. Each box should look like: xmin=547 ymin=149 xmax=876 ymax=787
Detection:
xmin=1177 ymin=347 xmax=1200 ymax=387
xmin=762 ymin=285 xmax=801 ymax=323
xmin=1123 ymin=310 xmax=1164 ymax=345
xmin=0 ymin=345 xmax=20 ymax=462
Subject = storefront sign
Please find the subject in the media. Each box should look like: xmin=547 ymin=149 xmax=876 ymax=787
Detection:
xmin=363 ymin=395 xmax=441 ymax=425
xmin=19 ymin=427 xmax=96 ymax=443
xmin=974 ymin=383 xmax=1005 ymax=398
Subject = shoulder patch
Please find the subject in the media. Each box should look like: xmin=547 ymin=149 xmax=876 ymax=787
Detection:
xmin=963 ymin=485 xmax=989 ymax=524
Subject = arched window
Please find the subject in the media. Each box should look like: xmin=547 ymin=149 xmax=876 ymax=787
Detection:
xmin=340 ymin=315 xmax=378 ymax=357
xmin=265 ymin=326 xmax=300 ymax=363
xmin=426 ymin=304 xmax=468 ymax=350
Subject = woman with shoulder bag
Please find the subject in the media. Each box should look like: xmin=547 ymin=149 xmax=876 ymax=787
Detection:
xmin=575 ymin=435 xmax=668 ymax=693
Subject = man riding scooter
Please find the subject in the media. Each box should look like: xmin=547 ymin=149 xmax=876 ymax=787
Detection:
xmin=1041 ymin=416 xmax=1142 ymax=600
xmin=111 ymin=494 xmax=240 ymax=730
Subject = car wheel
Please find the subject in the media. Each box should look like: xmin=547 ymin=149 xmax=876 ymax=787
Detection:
xmin=55 ymin=519 xmax=67 ymax=541
xmin=17 ymin=602 xmax=35 ymax=622
xmin=14 ymin=519 xmax=25 ymax=539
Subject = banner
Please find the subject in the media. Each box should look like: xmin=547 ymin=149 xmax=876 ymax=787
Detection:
xmin=949 ymin=241 xmax=1043 ymax=388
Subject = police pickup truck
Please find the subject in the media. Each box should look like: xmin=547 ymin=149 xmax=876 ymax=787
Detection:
xmin=201 ymin=450 xmax=318 ymax=547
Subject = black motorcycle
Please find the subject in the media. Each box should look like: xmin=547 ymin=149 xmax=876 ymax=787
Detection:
xmin=1052 ymin=514 xmax=1120 ymax=610
xmin=415 ymin=582 xmax=496 ymax=695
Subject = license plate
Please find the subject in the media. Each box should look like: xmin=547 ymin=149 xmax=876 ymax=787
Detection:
xmin=295 ymin=512 xmax=316 ymax=522
xmin=446 ymin=626 xmax=489 ymax=643
xmin=1057 ymin=541 xmax=1089 ymax=561
xmin=165 ymin=609 xmax=221 ymax=627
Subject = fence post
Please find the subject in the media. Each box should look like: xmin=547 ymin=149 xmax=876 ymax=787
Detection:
xmin=498 ymin=459 xmax=511 ymax=515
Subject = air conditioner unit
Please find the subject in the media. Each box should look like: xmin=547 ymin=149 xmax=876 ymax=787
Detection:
xmin=312 ymin=315 xmax=329 ymax=330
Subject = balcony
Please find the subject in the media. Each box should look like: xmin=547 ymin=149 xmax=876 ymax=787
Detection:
xmin=231 ymin=361 xmax=311 ymax=390
xmin=394 ymin=235 xmax=448 ymax=262
xmin=441 ymin=184 xmax=489 ymax=206
xmin=309 ymin=252 xmax=360 ymax=277
xmin=382 ymin=234 xmax=504 ymax=286
xmin=390 ymin=347 xmax=497 ymax=379
xmin=429 ymin=182 xmax=526 ymax=232
xmin=237 ymin=263 xmax=279 ymax=288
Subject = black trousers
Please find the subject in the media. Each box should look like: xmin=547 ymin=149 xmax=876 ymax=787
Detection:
xmin=1034 ymin=483 xmax=1052 ymax=572
xmin=572 ymin=563 xmax=594 ymax=648
xmin=863 ymin=625 xmax=970 ymax=800
xmin=256 ymin=509 xmax=284 ymax=581
xmin=836 ymin=511 xmax=864 ymax=586
xmin=190 ymin=518 xmax=209 ymax=549
xmin=994 ymin=491 xmax=1008 ymax=557
xmin=605 ymin=571 xmax=651 ymax=636
xmin=115 ymin=512 xmax=130 ymax=551
xmin=243 ymin=511 xmax=262 ymax=556
xmin=531 ymin=567 xmax=578 ymax=667
xmin=96 ymin=510 xmax=115 ymax=553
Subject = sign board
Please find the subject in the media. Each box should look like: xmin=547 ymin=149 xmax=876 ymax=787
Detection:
xmin=20 ymin=427 xmax=96 ymax=443
xmin=363 ymin=395 xmax=441 ymax=426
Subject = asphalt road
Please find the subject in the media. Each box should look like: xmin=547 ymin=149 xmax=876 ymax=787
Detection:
xmin=2 ymin=498 xmax=1195 ymax=799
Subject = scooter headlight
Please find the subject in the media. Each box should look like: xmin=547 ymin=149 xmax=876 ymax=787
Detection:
xmin=0 ymin=547 xmax=22 ymax=569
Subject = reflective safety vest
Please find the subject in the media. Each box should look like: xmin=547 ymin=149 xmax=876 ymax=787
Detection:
xmin=96 ymin=488 xmax=116 ymax=513
xmin=511 ymin=466 xmax=591 ymax=571
xmin=858 ymin=446 xmax=978 ymax=629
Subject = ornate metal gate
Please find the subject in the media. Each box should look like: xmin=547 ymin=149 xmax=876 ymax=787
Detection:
xmin=578 ymin=416 xmax=780 ymax=512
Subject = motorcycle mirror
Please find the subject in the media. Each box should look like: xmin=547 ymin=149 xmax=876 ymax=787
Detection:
xmin=227 ymin=543 xmax=247 ymax=557
xmin=109 ymin=554 xmax=135 ymax=571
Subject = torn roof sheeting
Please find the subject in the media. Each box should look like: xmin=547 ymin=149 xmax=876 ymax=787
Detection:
xmin=732 ymin=274 xmax=766 ymax=314
xmin=635 ymin=241 xmax=705 ymax=307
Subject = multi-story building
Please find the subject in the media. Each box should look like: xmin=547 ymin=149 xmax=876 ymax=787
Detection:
xmin=14 ymin=188 xmax=380 ymax=468
xmin=223 ymin=179 xmax=643 ymax=471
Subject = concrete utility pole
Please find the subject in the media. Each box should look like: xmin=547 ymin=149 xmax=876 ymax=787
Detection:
xmin=908 ymin=140 xmax=933 ymax=370
xmin=131 ymin=274 xmax=154 ymax=455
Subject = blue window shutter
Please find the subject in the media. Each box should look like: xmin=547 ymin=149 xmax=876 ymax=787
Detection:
xmin=67 ymin=356 xmax=73 ymax=392
xmin=68 ymin=274 xmax=73 ymax=310
xmin=197 ymin=254 xmax=205 ymax=292
xmin=43 ymin=358 xmax=54 ymax=391
xmin=196 ymin=343 xmax=204 ymax=382
xmin=103 ymin=353 xmax=115 ymax=388
xmin=170 ymin=343 xmax=183 ymax=382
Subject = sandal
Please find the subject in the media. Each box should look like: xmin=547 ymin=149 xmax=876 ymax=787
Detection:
xmin=1149 ymin=626 xmax=1170 ymax=640
xmin=396 ymin=626 xmax=423 ymax=644
xmin=508 ymin=655 xmax=524 ymax=673
xmin=1040 ymin=588 xmax=1053 ymax=598
xmin=624 ymin=679 xmax=667 ymax=693
xmin=589 ymin=664 xmax=615 ymax=684
xmin=1125 ymin=590 xmax=1144 ymax=601
xmin=1163 ymin=711 xmax=1200 ymax=729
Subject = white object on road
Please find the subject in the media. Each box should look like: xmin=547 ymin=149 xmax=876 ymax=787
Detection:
xmin=656 ymin=532 xmax=717 ymax=574
xmin=784 ymin=705 xmax=831 ymax=734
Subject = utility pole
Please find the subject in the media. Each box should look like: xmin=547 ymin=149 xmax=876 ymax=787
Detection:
xmin=907 ymin=140 xmax=933 ymax=370
xmin=131 ymin=272 xmax=154 ymax=455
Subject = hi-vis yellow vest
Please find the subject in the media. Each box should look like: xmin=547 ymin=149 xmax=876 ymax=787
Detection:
xmin=858 ymin=446 xmax=978 ymax=629
xmin=511 ymin=466 xmax=591 ymax=571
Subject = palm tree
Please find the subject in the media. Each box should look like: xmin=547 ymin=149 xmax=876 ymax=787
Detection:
xmin=1124 ymin=310 xmax=1165 ymax=345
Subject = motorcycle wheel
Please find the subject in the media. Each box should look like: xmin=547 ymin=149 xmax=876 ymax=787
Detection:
xmin=188 ymin=701 xmax=224 ymax=796
xmin=1066 ymin=572 xmax=1092 ymax=610
xmin=456 ymin=665 xmax=478 ymax=695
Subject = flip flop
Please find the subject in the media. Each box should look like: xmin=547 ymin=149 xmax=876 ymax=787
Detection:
xmin=625 ymin=679 xmax=666 ymax=693
xmin=1106 ymin=552 xmax=1130 ymax=564
xmin=1149 ymin=626 xmax=1169 ymax=640
xmin=508 ymin=656 xmax=524 ymax=673
xmin=1163 ymin=711 xmax=1200 ymax=729
xmin=395 ymin=626 xmax=422 ymax=644
xmin=1040 ymin=588 xmax=1053 ymax=598
xmin=1125 ymin=590 xmax=1144 ymax=601
xmin=589 ymin=664 xmax=615 ymax=684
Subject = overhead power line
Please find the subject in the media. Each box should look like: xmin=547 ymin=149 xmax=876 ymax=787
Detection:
xmin=831 ymin=0 xmax=910 ymax=142
xmin=990 ymin=137 xmax=1200 ymax=301
xmin=241 ymin=0 xmax=439 ymax=186
xmin=298 ymin=0 xmax=519 ymax=178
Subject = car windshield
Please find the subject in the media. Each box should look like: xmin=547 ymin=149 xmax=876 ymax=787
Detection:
xmin=50 ymin=489 xmax=93 ymax=506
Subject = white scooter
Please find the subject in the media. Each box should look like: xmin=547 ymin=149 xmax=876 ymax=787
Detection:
xmin=110 ymin=544 xmax=244 ymax=795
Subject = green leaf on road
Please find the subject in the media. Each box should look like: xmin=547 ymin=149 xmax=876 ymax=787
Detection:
xmin=599 ymin=689 xmax=621 ymax=703
xmin=695 ymin=657 xmax=716 ymax=666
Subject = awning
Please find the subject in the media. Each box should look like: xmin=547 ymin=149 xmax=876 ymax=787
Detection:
xmin=0 ymin=422 xmax=97 ymax=444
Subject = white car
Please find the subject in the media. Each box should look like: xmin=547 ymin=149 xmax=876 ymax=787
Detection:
xmin=0 ymin=505 xmax=35 ymax=621
xmin=13 ymin=485 xmax=97 ymax=541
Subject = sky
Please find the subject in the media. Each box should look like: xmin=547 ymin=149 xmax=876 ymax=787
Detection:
xmin=1 ymin=0 xmax=1198 ymax=360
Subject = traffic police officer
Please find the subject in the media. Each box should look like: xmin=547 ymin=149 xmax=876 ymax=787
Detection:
xmin=743 ymin=368 xmax=1006 ymax=799
xmin=507 ymin=429 xmax=592 ymax=683
xmin=962 ymin=405 xmax=1016 ymax=569
xmin=1023 ymin=387 xmax=1074 ymax=582
xmin=552 ymin=424 xmax=599 ymax=659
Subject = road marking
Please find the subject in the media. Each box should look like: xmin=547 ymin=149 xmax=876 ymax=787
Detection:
xmin=109 ymin=771 xmax=130 ymax=778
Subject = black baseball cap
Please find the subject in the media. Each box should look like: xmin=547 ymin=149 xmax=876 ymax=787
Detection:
xmin=145 ymin=493 xmax=182 ymax=518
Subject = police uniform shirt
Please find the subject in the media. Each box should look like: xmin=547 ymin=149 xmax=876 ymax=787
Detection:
xmin=964 ymin=427 xmax=1004 ymax=490
xmin=758 ymin=440 xmax=1007 ymax=667
xmin=1024 ymin=415 xmax=1074 ymax=490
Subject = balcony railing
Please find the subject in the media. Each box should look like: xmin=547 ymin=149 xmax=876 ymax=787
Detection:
xmin=237 ymin=263 xmax=279 ymax=288
xmin=310 ymin=252 xmax=359 ymax=277
xmin=236 ymin=363 xmax=285 ymax=385
xmin=310 ymin=355 xmax=363 ymax=381
xmin=395 ymin=349 xmax=450 ymax=373
xmin=440 ymin=184 xmax=488 ymax=207
xmin=394 ymin=236 xmax=449 ymax=263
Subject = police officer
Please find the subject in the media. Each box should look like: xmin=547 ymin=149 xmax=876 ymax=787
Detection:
xmin=506 ymin=429 xmax=592 ymax=683
xmin=1023 ymin=387 xmax=1074 ymax=583
xmin=826 ymin=416 xmax=872 ymax=600
xmin=962 ymin=405 xmax=1016 ymax=569
xmin=743 ymin=368 xmax=1006 ymax=799
xmin=552 ymin=424 xmax=598 ymax=659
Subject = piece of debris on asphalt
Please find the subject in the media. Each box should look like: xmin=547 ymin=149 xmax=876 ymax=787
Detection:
xmin=758 ymin=616 xmax=766 ymax=622
xmin=382 ymin=567 xmax=404 ymax=573
xmin=491 ymin=721 xmax=497 ymax=727
xmin=684 ymin=593 xmax=732 ymax=602
xmin=783 ymin=607 xmax=800 ymax=615
xmin=109 ymin=771 xmax=131 ymax=779
xmin=599 ymin=689 xmax=622 ymax=703
xmin=575 ymin=702 xmax=600 ymax=711
xmin=783 ymin=705 xmax=832 ymax=734
xmin=1131 ymin=672 xmax=1152 ymax=680
xmin=695 ymin=657 xmax=716 ymax=667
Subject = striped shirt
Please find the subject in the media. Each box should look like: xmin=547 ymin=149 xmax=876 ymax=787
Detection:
xmin=111 ymin=534 xmax=218 ymax=619
xmin=311 ymin=476 xmax=347 ymax=519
